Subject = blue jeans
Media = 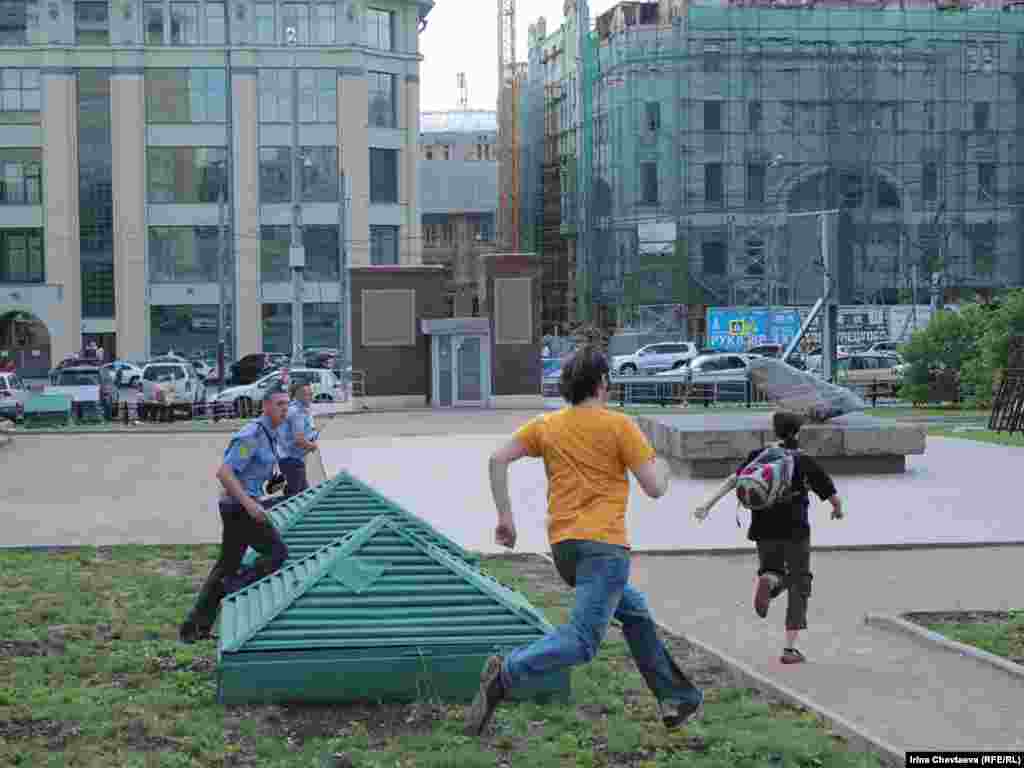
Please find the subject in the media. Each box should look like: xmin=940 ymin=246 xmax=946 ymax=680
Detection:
xmin=502 ymin=540 xmax=702 ymax=708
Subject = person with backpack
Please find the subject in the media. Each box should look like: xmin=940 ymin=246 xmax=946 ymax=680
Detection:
xmin=692 ymin=411 xmax=843 ymax=665
xmin=464 ymin=345 xmax=704 ymax=736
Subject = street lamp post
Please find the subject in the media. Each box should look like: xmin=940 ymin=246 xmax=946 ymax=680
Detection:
xmin=288 ymin=26 xmax=305 ymax=368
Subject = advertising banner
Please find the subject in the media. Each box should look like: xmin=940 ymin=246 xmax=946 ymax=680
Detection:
xmin=706 ymin=307 xmax=803 ymax=351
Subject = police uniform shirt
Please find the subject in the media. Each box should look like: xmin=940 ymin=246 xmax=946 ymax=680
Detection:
xmin=280 ymin=401 xmax=314 ymax=462
xmin=223 ymin=415 xmax=282 ymax=498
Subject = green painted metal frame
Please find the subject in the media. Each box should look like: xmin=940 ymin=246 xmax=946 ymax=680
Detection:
xmin=218 ymin=516 xmax=569 ymax=706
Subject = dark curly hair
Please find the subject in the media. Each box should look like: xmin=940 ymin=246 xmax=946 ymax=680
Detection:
xmin=560 ymin=345 xmax=611 ymax=405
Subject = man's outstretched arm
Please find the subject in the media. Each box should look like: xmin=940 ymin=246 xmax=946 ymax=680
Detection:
xmin=489 ymin=438 xmax=531 ymax=548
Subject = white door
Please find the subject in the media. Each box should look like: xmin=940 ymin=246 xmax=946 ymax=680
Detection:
xmin=454 ymin=335 xmax=485 ymax=406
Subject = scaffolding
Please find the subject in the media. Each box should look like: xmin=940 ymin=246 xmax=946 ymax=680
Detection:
xmin=566 ymin=1 xmax=1024 ymax=330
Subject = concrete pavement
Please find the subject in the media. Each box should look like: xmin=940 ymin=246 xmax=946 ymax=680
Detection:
xmin=630 ymin=547 xmax=1024 ymax=754
xmin=319 ymin=431 xmax=1024 ymax=554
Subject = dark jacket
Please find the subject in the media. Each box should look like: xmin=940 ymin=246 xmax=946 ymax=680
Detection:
xmin=737 ymin=444 xmax=837 ymax=542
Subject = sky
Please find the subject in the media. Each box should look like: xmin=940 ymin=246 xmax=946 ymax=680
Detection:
xmin=419 ymin=1 xmax=620 ymax=113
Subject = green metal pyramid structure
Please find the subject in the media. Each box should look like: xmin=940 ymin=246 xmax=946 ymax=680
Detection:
xmin=242 ymin=471 xmax=477 ymax=569
xmin=218 ymin=516 xmax=569 ymax=705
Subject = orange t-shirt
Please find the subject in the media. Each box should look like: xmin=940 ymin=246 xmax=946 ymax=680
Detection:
xmin=514 ymin=406 xmax=656 ymax=548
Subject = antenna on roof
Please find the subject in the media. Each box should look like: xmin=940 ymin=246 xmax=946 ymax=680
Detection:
xmin=457 ymin=72 xmax=469 ymax=109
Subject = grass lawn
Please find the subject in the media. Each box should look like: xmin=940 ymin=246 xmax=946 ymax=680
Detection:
xmin=905 ymin=611 xmax=1024 ymax=665
xmin=0 ymin=546 xmax=881 ymax=768
xmin=926 ymin=428 xmax=1024 ymax=446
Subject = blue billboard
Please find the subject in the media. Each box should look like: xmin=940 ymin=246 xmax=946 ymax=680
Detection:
xmin=706 ymin=307 xmax=802 ymax=351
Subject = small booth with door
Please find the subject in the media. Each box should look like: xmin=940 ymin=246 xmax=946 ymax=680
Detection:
xmin=421 ymin=318 xmax=492 ymax=408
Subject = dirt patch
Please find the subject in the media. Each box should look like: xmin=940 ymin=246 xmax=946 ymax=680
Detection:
xmin=903 ymin=610 xmax=1011 ymax=626
xmin=485 ymin=554 xmax=738 ymax=691
xmin=0 ymin=719 xmax=81 ymax=749
xmin=0 ymin=639 xmax=46 ymax=658
xmin=120 ymin=719 xmax=180 ymax=752
xmin=153 ymin=559 xmax=193 ymax=579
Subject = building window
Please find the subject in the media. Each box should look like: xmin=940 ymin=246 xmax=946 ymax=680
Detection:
xmin=645 ymin=101 xmax=660 ymax=132
xmin=261 ymin=225 xmax=339 ymax=282
xmin=702 ymin=240 xmax=726 ymax=276
xmin=146 ymin=147 xmax=228 ymax=203
xmin=149 ymin=226 xmax=220 ymax=283
xmin=370 ymin=148 xmax=399 ymax=204
xmin=640 ymin=162 xmax=658 ymax=205
xmin=370 ymin=226 xmax=399 ymax=265
xmin=76 ymin=2 xmax=110 ymax=45
xmin=978 ymin=163 xmax=996 ymax=202
xmin=0 ymin=1 xmax=28 ymax=45
xmin=704 ymin=100 xmax=722 ymax=131
xmin=281 ymin=2 xmax=310 ymax=43
xmin=704 ymin=163 xmax=723 ymax=204
xmin=206 ymin=1 xmax=226 ymax=44
xmin=299 ymin=146 xmax=339 ymax=202
xmin=299 ymin=70 xmax=337 ymax=123
xmin=367 ymin=8 xmax=394 ymax=50
xmin=368 ymin=72 xmax=396 ymax=129
xmin=0 ymin=229 xmax=43 ymax=283
xmin=974 ymin=101 xmax=990 ymax=132
xmin=0 ymin=150 xmax=41 ymax=205
xmin=702 ymin=43 xmax=722 ymax=73
xmin=145 ymin=69 xmax=227 ymax=122
xmin=746 ymin=162 xmax=765 ymax=204
xmin=0 ymin=69 xmax=41 ymax=124
xmin=259 ymin=69 xmax=292 ymax=123
xmin=922 ymin=162 xmax=938 ymax=202
xmin=255 ymin=1 xmax=275 ymax=42
xmin=170 ymin=2 xmax=200 ymax=45
xmin=145 ymin=2 xmax=164 ymax=44
xmin=259 ymin=148 xmax=291 ymax=203
xmin=425 ymin=148 xmax=433 ymax=161
xmin=748 ymin=100 xmax=762 ymax=131
xmin=924 ymin=100 xmax=936 ymax=132
xmin=314 ymin=3 xmax=336 ymax=43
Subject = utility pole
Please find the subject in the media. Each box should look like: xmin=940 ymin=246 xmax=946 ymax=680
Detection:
xmin=288 ymin=27 xmax=305 ymax=367
xmin=217 ymin=0 xmax=234 ymax=383
xmin=338 ymin=170 xmax=352 ymax=397
xmin=820 ymin=211 xmax=838 ymax=384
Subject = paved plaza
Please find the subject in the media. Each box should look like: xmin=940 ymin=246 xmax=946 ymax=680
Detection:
xmin=2 ymin=407 xmax=1021 ymax=757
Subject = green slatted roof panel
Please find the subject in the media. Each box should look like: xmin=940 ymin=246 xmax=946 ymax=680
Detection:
xmin=243 ymin=472 xmax=478 ymax=569
xmin=218 ymin=517 xmax=568 ymax=706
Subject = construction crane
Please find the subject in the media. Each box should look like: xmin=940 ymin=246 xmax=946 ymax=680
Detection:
xmin=457 ymin=72 xmax=469 ymax=109
xmin=497 ymin=0 xmax=520 ymax=251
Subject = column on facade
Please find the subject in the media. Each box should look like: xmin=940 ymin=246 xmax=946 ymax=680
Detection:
xmin=42 ymin=70 xmax=81 ymax=362
xmin=339 ymin=68 xmax=369 ymax=267
xmin=233 ymin=70 xmax=261 ymax=355
xmin=399 ymin=74 xmax=421 ymax=265
xmin=110 ymin=71 xmax=147 ymax=359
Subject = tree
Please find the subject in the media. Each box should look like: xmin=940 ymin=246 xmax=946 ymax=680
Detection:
xmin=898 ymin=304 xmax=990 ymax=405
xmin=962 ymin=289 xmax=1024 ymax=406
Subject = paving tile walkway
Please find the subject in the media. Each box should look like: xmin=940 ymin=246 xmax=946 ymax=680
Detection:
xmin=630 ymin=547 xmax=1024 ymax=754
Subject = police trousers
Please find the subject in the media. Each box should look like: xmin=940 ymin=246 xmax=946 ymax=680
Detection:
xmin=184 ymin=496 xmax=289 ymax=631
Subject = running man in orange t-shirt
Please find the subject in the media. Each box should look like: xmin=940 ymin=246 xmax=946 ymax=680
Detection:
xmin=465 ymin=345 xmax=704 ymax=736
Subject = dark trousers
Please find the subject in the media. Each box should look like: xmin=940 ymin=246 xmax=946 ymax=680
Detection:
xmin=280 ymin=458 xmax=308 ymax=499
xmin=756 ymin=537 xmax=812 ymax=631
xmin=183 ymin=497 xmax=289 ymax=631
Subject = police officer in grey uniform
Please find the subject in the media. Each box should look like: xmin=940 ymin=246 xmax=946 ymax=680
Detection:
xmin=179 ymin=385 xmax=291 ymax=643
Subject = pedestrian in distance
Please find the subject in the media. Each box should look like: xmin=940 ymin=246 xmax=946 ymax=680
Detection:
xmin=464 ymin=345 xmax=704 ymax=736
xmin=178 ymin=385 xmax=292 ymax=644
xmin=279 ymin=381 xmax=319 ymax=498
xmin=693 ymin=411 xmax=844 ymax=664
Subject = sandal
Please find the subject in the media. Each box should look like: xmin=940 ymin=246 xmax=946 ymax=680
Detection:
xmin=780 ymin=647 xmax=806 ymax=665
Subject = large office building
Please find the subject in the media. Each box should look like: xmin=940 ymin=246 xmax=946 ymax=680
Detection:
xmin=520 ymin=0 xmax=1024 ymax=335
xmin=0 ymin=0 xmax=432 ymax=375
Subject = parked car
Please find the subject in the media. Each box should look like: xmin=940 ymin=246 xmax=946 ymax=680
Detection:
xmin=140 ymin=361 xmax=206 ymax=418
xmin=226 ymin=353 xmax=274 ymax=386
xmin=102 ymin=360 xmax=144 ymax=387
xmin=744 ymin=344 xmax=808 ymax=370
xmin=612 ymin=342 xmax=699 ymax=375
xmin=656 ymin=353 xmax=752 ymax=404
xmin=867 ymin=340 xmax=903 ymax=356
xmin=214 ymin=367 xmax=345 ymax=416
xmin=47 ymin=365 xmax=117 ymax=419
xmin=189 ymin=358 xmax=213 ymax=381
xmin=304 ymin=349 xmax=338 ymax=370
xmin=0 ymin=371 xmax=29 ymax=421
xmin=834 ymin=353 xmax=905 ymax=396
